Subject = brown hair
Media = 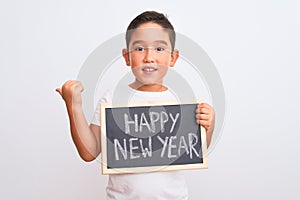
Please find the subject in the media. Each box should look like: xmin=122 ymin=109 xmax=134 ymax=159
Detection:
xmin=125 ymin=11 xmax=176 ymax=50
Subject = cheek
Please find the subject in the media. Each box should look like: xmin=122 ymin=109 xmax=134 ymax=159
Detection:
xmin=160 ymin=55 xmax=172 ymax=65
xmin=161 ymin=67 xmax=169 ymax=76
xmin=129 ymin=54 xmax=141 ymax=66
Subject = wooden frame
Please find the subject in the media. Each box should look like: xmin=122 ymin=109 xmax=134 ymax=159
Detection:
xmin=100 ymin=101 xmax=208 ymax=174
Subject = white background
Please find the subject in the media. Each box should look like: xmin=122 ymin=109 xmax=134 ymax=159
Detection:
xmin=1 ymin=0 xmax=300 ymax=199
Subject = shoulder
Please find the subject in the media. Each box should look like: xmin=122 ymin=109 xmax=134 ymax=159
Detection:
xmin=97 ymin=90 xmax=113 ymax=104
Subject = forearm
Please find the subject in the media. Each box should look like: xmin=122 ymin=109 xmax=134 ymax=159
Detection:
xmin=66 ymin=104 xmax=100 ymax=161
xmin=206 ymin=128 xmax=213 ymax=148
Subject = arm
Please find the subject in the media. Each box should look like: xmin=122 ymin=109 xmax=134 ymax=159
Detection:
xmin=196 ymin=103 xmax=215 ymax=148
xmin=56 ymin=80 xmax=101 ymax=162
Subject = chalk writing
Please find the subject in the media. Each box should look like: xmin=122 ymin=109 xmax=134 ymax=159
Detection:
xmin=124 ymin=111 xmax=180 ymax=134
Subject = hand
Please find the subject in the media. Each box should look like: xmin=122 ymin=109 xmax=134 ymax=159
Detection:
xmin=56 ymin=80 xmax=84 ymax=106
xmin=196 ymin=103 xmax=215 ymax=147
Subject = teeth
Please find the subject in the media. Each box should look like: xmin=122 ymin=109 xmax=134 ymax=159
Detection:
xmin=143 ymin=67 xmax=156 ymax=72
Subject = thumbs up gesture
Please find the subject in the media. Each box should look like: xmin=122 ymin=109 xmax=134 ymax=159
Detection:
xmin=56 ymin=80 xmax=84 ymax=107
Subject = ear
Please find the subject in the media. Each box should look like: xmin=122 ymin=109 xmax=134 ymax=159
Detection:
xmin=122 ymin=48 xmax=131 ymax=66
xmin=170 ymin=49 xmax=179 ymax=67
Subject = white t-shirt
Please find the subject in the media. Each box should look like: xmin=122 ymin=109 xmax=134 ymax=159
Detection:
xmin=91 ymin=87 xmax=189 ymax=200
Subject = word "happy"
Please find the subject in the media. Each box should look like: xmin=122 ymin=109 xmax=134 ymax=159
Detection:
xmin=124 ymin=111 xmax=180 ymax=134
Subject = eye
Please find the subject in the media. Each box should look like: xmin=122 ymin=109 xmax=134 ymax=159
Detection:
xmin=134 ymin=47 xmax=145 ymax=51
xmin=155 ymin=47 xmax=165 ymax=52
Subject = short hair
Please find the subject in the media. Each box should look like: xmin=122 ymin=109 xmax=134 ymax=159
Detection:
xmin=125 ymin=11 xmax=176 ymax=51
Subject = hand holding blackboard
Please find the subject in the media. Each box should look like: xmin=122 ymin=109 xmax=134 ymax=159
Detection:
xmin=196 ymin=103 xmax=215 ymax=148
xmin=101 ymin=101 xmax=208 ymax=174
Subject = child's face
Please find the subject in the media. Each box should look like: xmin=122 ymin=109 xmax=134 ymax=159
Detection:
xmin=123 ymin=22 xmax=179 ymax=91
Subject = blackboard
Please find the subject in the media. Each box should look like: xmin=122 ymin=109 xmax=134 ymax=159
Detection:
xmin=100 ymin=101 xmax=208 ymax=174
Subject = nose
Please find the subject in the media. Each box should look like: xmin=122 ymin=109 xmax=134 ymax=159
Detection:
xmin=143 ymin=48 xmax=155 ymax=63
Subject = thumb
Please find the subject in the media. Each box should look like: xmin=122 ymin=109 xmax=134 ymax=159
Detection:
xmin=55 ymin=88 xmax=62 ymax=96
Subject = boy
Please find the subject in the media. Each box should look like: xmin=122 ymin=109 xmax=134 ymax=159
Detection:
xmin=56 ymin=11 xmax=215 ymax=199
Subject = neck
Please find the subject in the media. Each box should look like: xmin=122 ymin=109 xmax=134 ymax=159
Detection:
xmin=129 ymin=82 xmax=167 ymax=92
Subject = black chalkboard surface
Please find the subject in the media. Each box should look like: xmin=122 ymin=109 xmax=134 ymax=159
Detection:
xmin=100 ymin=101 xmax=208 ymax=174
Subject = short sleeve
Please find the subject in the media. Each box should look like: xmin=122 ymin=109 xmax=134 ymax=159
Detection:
xmin=90 ymin=90 xmax=112 ymax=126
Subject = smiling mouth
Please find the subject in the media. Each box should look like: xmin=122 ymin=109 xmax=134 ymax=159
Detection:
xmin=142 ymin=66 xmax=157 ymax=72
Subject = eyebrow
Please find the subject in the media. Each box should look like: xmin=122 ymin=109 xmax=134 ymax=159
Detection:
xmin=131 ymin=40 xmax=169 ymax=46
